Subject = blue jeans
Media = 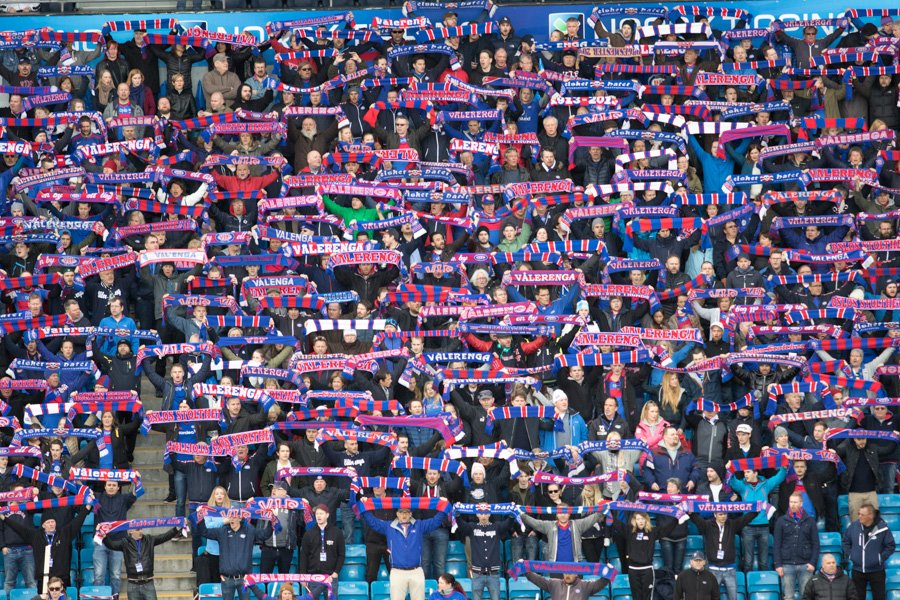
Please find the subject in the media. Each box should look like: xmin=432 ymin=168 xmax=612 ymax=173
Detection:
xmin=660 ymin=539 xmax=686 ymax=572
xmin=879 ymin=463 xmax=897 ymax=494
xmin=3 ymin=546 xmax=35 ymax=595
xmin=420 ymin=527 xmax=449 ymax=580
xmin=510 ymin=535 xmax=539 ymax=563
xmin=307 ymin=582 xmax=330 ymax=600
xmin=341 ymin=506 xmax=355 ymax=544
xmin=222 ymin=578 xmax=249 ymax=600
xmin=741 ymin=525 xmax=770 ymax=572
xmin=174 ymin=470 xmax=187 ymax=517
xmin=782 ymin=564 xmax=813 ymax=600
xmin=471 ymin=574 xmax=500 ymax=600
xmin=710 ymin=567 xmax=738 ymax=600
xmin=93 ymin=542 xmax=124 ymax=595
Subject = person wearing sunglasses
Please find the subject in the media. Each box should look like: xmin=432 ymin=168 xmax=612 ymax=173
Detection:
xmin=32 ymin=576 xmax=66 ymax=600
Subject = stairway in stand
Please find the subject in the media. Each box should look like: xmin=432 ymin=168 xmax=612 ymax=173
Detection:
xmin=116 ymin=375 xmax=197 ymax=600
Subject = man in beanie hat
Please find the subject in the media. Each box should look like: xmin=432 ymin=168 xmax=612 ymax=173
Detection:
xmin=299 ymin=503 xmax=344 ymax=600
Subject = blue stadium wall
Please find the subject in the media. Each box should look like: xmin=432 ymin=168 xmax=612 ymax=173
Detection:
xmin=4 ymin=1 xmax=900 ymax=44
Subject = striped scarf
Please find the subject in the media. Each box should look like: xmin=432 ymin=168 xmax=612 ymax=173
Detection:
xmin=533 ymin=470 xmax=634 ymax=488
xmin=603 ymin=500 xmax=686 ymax=524
xmin=442 ymin=443 xmax=520 ymax=477
xmin=361 ymin=415 xmax=464 ymax=445
xmin=141 ymin=408 xmax=223 ymax=435
xmin=762 ymin=447 xmax=846 ymax=474
xmin=390 ymin=457 xmax=469 ymax=486
xmin=727 ymin=455 xmax=788 ymax=472
xmin=314 ymin=429 xmax=398 ymax=453
xmin=508 ymin=560 xmax=617 ymax=582
xmin=823 ymin=428 xmax=900 ymax=442
xmin=681 ymin=501 xmax=775 ymax=519
xmin=69 ymin=467 xmax=143 ymax=498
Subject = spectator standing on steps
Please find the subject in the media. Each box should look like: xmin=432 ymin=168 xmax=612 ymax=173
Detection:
xmin=102 ymin=525 xmax=183 ymax=600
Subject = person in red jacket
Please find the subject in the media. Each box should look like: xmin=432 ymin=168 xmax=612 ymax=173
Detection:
xmin=210 ymin=163 xmax=279 ymax=193
xmin=462 ymin=332 xmax=546 ymax=369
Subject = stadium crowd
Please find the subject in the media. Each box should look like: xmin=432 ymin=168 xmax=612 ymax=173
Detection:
xmin=0 ymin=2 xmax=898 ymax=600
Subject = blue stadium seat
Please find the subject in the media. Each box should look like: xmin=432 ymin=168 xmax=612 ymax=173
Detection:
xmin=838 ymin=495 xmax=849 ymax=517
xmin=887 ymin=569 xmax=900 ymax=591
xmin=749 ymin=593 xmax=779 ymax=600
xmin=339 ymin=563 xmax=365 ymax=582
xmin=448 ymin=540 xmax=466 ymax=559
xmin=198 ymin=583 xmax=222 ymax=600
xmin=611 ymin=574 xmax=630 ymax=599
xmin=747 ymin=571 xmax=779 ymax=593
xmin=888 ymin=554 xmax=900 ymax=569
xmin=880 ymin=495 xmax=900 ymax=512
xmin=820 ymin=532 xmax=842 ymax=551
xmin=371 ymin=580 xmax=390 ymax=600
xmin=884 ymin=514 xmax=900 ymax=530
xmin=424 ymin=579 xmax=438 ymax=597
xmin=345 ymin=544 xmax=366 ymax=564
xmin=79 ymin=586 xmax=112 ymax=600
xmin=336 ymin=582 xmax=368 ymax=600
xmin=10 ymin=589 xmax=37 ymax=600
xmin=889 ymin=590 xmax=900 ymax=600
xmin=508 ymin=578 xmax=543 ymax=600
xmin=445 ymin=559 xmax=468 ymax=578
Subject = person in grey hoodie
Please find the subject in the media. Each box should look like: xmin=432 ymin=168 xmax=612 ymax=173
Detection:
xmin=523 ymin=567 xmax=610 ymax=600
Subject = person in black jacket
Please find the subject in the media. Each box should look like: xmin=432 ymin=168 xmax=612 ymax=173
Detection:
xmin=93 ymin=481 xmax=138 ymax=598
xmin=334 ymin=262 xmax=401 ymax=307
xmin=688 ymin=510 xmax=758 ymax=600
xmin=0 ymin=485 xmax=37 ymax=596
xmin=455 ymin=512 xmax=516 ymax=600
xmin=674 ymin=552 xmax=720 ymax=600
xmin=1 ymin=506 xmax=90 ymax=593
xmin=93 ymin=340 xmax=141 ymax=393
xmin=222 ymin=445 xmax=269 ymax=502
xmin=802 ymin=553 xmax=857 ymax=600
xmin=610 ymin=511 xmax=678 ymax=600
xmin=103 ymin=525 xmax=181 ymax=600
xmin=298 ymin=504 xmax=345 ymax=600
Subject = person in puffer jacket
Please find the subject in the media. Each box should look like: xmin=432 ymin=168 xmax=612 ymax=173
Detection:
xmin=802 ymin=553 xmax=857 ymax=600
xmin=841 ymin=503 xmax=896 ymax=600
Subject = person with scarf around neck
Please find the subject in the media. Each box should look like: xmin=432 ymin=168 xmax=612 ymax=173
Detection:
xmin=774 ymin=492 xmax=820 ymax=600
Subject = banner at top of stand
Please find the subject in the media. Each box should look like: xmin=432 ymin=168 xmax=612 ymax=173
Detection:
xmin=12 ymin=1 xmax=892 ymax=48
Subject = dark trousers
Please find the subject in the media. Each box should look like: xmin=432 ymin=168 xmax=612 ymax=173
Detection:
xmin=852 ymin=570 xmax=886 ymax=600
xmin=628 ymin=567 xmax=655 ymax=600
xmin=365 ymin=541 xmax=390 ymax=582
xmin=260 ymin=546 xmax=293 ymax=574
xmin=196 ymin=553 xmax=220 ymax=586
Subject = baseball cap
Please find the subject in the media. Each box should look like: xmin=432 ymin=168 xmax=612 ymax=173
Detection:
xmin=499 ymin=16 xmax=511 ymax=25
xmin=691 ymin=551 xmax=706 ymax=561
xmin=271 ymin=481 xmax=289 ymax=491
xmin=736 ymin=424 xmax=752 ymax=434
xmin=477 ymin=389 xmax=494 ymax=401
xmin=710 ymin=321 xmax=724 ymax=331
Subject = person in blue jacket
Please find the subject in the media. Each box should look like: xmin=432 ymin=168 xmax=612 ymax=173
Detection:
xmin=728 ymin=463 xmax=787 ymax=573
xmin=360 ymin=503 xmax=448 ymax=600
xmin=686 ymin=133 xmax=737 ymax=193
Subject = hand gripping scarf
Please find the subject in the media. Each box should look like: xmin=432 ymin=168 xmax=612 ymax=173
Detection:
xmin=193 ymin=506 xmax=282 ymax=532
xmin=485 ymin=406 xmax=562 ymax=434
xmin=93 ymin=516 xmax=187 ymax=545
xmin=619 ymin=326 xmax=704 ymax=344
xmin=680 ymin=500 xmax=775 ymax=519
xmin=390 ymin=456 xmax=469 ymax=487
xmin=239 ymin=366 xmax=306 ymax=390
xmin=576 ymin=440 xmax=655 ymax=467
xmin=355 ymin=496 xmax=452 ymax=523
xmin=442 ymin=443 xmax=520 ymax=477
xmin=761 ymin=447 xmax=846 ymax=475
xmin=212 ymin=429 xmax=275 ymax=453
xmin=359 ymin=414 xmax=463 ymax=445
xmin=637 ymin=492 xmax=710 ymax=503
xmin=533 ymin=470 xmax=635 ymax=489
xmin=4 ymin=465 xmax=94 ymax=514
xmin=603 ymin=500 xmax=688 ymax=524
xmin=69 ymin=467 xmax=143 ymax=498
xmin=140 ymin=409 xmax=223 ymax=435
xmin=727 ymin=454 xmax=789 ymax=473
xmin=508 ymin=560 xmax=618 ymax=582
xmin=314 ymin=429 xmax=398 ymax=453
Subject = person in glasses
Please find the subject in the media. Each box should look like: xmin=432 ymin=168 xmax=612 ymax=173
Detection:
xmin=32 ymin=576 xmax=66 ymax=600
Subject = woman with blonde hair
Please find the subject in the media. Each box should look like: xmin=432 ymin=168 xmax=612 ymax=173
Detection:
xmin=657 ymin=371 xmax=689 ymax=434
xmin=635 ymin=401 xmax=669 ymax=451
xmin=196 ymin=486 xmax=231 ymax=585
xmin=580 ymin=484 xmax=604 ymax=562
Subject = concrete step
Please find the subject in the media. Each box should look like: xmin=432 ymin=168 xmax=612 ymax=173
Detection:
xmin=145 ymin=553 xmax=196 ymax=572
xmin=75 ymin=0 xmax=183 ymax=11
xmin=129 ymin=501 xmax=186 ymax=519
xmin=137 ymin=482 xmax=172 ymax=502
xmin=133 ymin=466 xmax=171 ymax=485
